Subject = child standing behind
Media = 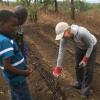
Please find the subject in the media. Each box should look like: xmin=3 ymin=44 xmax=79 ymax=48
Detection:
xmin=13 ymin=5 xmax=28 ymax=63
xmin=0 ymin=10 xmax=32 ymax=100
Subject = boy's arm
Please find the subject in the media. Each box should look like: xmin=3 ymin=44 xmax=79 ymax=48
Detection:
xmin=3 ymin=58 xmax=32 ymax=76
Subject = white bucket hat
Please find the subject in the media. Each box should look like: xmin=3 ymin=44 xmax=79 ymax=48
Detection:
xmin=55 ymin=22 xmax=69 ymax=40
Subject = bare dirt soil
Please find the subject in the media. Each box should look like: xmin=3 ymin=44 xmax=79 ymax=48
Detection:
xmin=0 ymin=10 xmax=100 ymax=100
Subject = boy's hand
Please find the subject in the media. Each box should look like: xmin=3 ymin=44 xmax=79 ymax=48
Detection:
xmin=24 ymin=67 xmax=33 ymax=77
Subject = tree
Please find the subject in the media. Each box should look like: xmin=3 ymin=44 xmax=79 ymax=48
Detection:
xmin=16 ymin=0 xmax=32 ymax=7
xmin=54 ymin=0 xmax=58 ymax=12
xmin=70 ymin=0 xmax=75 ymax=20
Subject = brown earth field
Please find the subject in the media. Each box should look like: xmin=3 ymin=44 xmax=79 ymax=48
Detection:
xmin=0 ymin=10 xmax=100 ymax=100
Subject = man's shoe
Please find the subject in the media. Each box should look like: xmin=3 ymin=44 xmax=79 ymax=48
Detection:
xmin=72 ymin=85 xmax=81 ymax=89
xmin=81 ymin=95 xmax=88 ymax=99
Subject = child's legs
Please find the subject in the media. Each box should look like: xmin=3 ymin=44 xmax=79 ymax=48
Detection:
xmin=81 ymin=45 xmax=97 ymax=96
xmin=75 ymin=47 xmax=85 ymax=86
xmin=10 ymin=80 xmax=32 ymax=100
xmin=24 ymin=42 xmax=28 ymax=64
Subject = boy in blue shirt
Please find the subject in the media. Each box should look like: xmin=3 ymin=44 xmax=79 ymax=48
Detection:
xmin=0 ymin=10 xmax=32 ymax=100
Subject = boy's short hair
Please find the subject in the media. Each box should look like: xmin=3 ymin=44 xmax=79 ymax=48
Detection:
xmin=14 ymin=5 xmax=28 ymax=25
xmin=0 ymin=10 xmax=17 ymax=23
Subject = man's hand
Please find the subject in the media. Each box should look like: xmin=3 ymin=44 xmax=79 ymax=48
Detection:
xmin=79 ymin=60 xmax=86 ymax=68
xmin=53 ymin=66 xmax=62 ymax=78
xmin=79 ymin=56 xmax=89 ymax=68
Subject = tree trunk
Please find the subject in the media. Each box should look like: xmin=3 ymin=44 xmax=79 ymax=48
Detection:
xmin=54 ymin=0 xmax=58 ymax=12
xmin=7 ymin=0 xmax=9 ymax=6
xmin=44 ymin=0 xmax=48 ymax=13
xmin=71 ymin=0 xmax=75 ymax=20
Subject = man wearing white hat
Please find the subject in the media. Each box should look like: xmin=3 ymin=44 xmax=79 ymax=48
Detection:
xmin=53 ymin=22 xmax=97 ymax=98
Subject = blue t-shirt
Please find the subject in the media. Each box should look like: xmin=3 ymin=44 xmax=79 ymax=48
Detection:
xmin=0 ymin=34 xmax=27 ymax=85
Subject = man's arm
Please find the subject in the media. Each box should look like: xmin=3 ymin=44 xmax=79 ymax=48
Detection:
xmin=53 ymin=38 xmax=66 ymax=77
xmin=79 ymin=30 xmax=97 ymax=67
xmin=81 ymin=32 xmax=96 ymax=58
xmin=57 ymin=38 xmax=66 ymax=67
